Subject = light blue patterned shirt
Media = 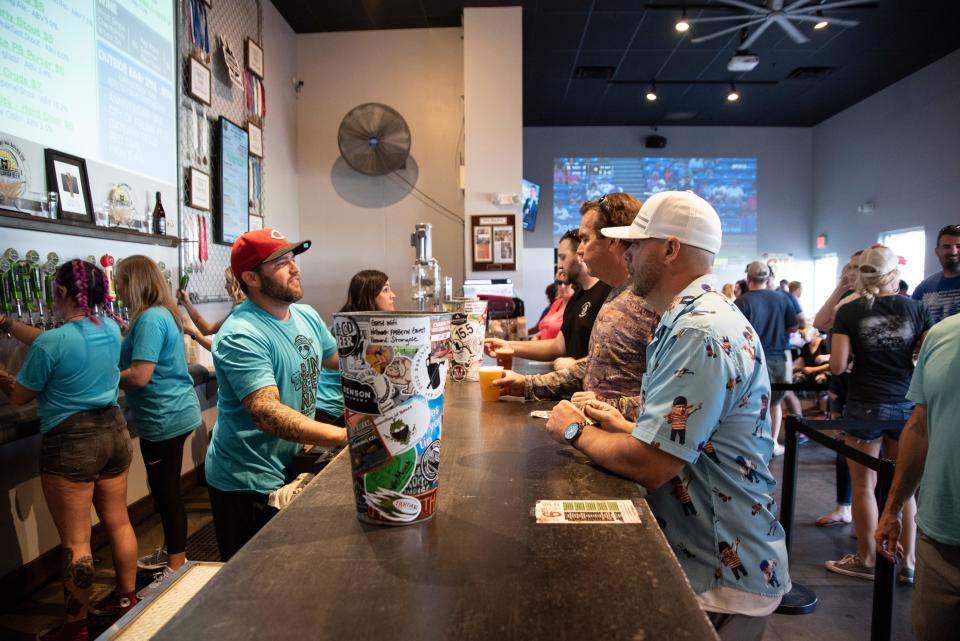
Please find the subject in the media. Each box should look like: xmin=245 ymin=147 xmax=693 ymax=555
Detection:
xmin=632 ymin=275 xmax=791 ymax=598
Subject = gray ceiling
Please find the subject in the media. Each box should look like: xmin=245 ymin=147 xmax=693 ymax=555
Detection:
xmin=269 ymin=1 xmax=960 ymax=127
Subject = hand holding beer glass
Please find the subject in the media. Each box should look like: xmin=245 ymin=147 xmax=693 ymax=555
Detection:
xmin=479 ymin=365 xmax=505 ymax=401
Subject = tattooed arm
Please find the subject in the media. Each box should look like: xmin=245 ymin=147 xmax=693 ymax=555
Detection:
xmin=242 ymin=386 xmax=347 ymax=447
xmin=0 ymin=369 xmax=38 ymax=405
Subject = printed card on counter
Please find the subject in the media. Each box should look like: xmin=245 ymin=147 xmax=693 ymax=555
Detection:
xmin=535 ymin=500 xmax=642 ymax=524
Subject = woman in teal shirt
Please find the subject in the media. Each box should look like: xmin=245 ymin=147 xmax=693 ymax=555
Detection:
xmin=0 ymin=260 xmax=137 ymax=640
xmin=115 ymin=256 xmax=202 ymax=597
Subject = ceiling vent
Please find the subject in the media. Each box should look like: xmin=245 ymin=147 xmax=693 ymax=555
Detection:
xmin=786 ymin=66 xmax=836 ymax=80
xmin=573 ymin=65 xmax=616 ymax=80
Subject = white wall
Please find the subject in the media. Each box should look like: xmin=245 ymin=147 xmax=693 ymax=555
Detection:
xmin=812 ymin=49 xmax=960 ymax=278
xmin=262 ymin=0 xmax=300 ymax=240
xmin=463 ymin=7 xmax=524 ymax=296
xmin=522 ymin=126 xmax=814 ymax=298
xmin=294 ymin=28 xmax=465 ymax=321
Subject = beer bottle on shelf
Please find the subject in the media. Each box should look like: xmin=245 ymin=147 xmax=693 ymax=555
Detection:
xmin=153 ymin=191 xmax=167 ymax=236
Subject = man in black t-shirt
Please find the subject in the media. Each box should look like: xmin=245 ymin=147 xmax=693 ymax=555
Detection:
xmin=485 ymin=223 xmax=607 ymax=367
xmin=559 ymin=275 xmax=611 ymax=359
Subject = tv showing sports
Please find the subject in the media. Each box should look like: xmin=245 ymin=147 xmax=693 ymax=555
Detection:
xmin=521 ymin=179 xmax=541 ymax=231
xmin=553 ymin=157 xmax=758 ymax=276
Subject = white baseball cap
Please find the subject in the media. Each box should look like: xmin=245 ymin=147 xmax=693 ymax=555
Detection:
xmin=600 ymin=190 xmax=723 ymax=254
xmin=858 ymin=245 xmax=900 ymax=275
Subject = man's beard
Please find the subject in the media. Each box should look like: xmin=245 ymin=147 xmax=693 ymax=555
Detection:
xmin=261 ymin=273 xmax=303 ymax=303
xmin=630 ymin=260 xmax=663 ymax=299
xmin=942 ymin=256 xmax=960 ymax=273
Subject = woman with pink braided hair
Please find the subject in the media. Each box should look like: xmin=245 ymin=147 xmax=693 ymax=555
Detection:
xmin=0 ymin=259 xmax=138 ymax=641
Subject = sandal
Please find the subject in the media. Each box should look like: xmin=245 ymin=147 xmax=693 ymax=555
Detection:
xmin=815 ymin=510 xmax=852 ymax=527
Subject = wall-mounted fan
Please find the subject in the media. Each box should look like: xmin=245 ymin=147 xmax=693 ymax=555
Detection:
xmin=337 ymin=103 xmax=412 ymax=176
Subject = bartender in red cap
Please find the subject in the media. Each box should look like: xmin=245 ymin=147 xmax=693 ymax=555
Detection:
xmin=204 ymin=229 xmax=347 ymax=560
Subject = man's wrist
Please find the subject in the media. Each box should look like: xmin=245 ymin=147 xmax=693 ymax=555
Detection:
xmin=0 ymin=315 xmax=12 ymax=333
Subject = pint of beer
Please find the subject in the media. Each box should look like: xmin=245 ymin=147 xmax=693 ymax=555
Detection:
xmin=494 ymin=346 xmax=514 ymax=370
xmin=478 ymin=365 xmax=504 ymax=402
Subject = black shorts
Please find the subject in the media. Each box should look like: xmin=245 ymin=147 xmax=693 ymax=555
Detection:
xmin=40 ymin=407 xmax=132 ymax=482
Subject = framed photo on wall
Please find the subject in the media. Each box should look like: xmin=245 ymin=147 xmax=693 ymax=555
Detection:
xmin=248 ymin=122 xmax=263 ymax=158
xmin=44 ymin=149 xmax=93 ymax=222
xmin=187 ymin=56 xmax=211 ymax=105
xmin=246 ymin=38 xmax=264 ymax=78
xmin=471 ymin=215 xmax=516 ymax=271
xmin=189 ymin=167 xmax=211 ymax=210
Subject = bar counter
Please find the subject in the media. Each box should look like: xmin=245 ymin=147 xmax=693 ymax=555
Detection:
xmin=154 ymin=363 xmax=718 ymax=641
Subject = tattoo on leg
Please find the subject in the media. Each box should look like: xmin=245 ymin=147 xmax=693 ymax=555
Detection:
xmin=60 ymin=548 xmax=94 ymax=616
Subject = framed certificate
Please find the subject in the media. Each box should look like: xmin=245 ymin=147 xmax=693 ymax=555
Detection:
xmin=44 ymin=148 xmax=94 ymax=223
xmin=248 ymin=122 xmax=263 ymax=158
xmin=189 ymin=167 xmax=211 ymax=211
xmin=188 ymin=56 xmax=212 ymax=106
xmin=246 ymin=38 xmax=264 ymax=78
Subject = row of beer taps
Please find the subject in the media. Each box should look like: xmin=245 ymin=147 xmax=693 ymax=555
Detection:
xmin=0 ymin=248 xmax=138 ymax=334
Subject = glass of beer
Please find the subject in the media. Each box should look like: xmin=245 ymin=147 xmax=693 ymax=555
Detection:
xmin=495 ymin=346 xmax=514 ymax=370
xmin=479 ymin=365 xmax=504 ymax=402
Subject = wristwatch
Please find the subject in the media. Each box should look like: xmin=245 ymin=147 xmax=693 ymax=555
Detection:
xmin=564 ymin=420 xmax=587 ymax=446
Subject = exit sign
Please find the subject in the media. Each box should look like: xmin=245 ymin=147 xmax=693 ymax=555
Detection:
xmin=816 ymin=234 xmax=828 ymax=249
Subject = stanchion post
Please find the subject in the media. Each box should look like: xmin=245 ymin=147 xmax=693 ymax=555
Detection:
xmin=781 ymin=415 xmax=800 ymax=554
xmin=774 ymin=415 xmax=817 ymax=615
xmin=870 ymin=460 xmax=896 ymax=641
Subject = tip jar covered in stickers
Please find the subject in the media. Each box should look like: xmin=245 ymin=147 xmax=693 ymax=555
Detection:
xmin=333 ymin=311 xmax=452 ymax=526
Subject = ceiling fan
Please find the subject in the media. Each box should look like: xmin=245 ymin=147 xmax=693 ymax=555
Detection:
xmin=684 ymin=0 xmax=871 ymax=49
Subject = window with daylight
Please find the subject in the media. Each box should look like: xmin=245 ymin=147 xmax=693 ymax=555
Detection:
xmin=879 ymin=227 xmax=926 ymax=295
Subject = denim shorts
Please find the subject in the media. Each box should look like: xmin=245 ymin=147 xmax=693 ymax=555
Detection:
xmin=843 ymin=399 xmax=914 ymax=442
xmin=40 ymin=407 xmax=132 ymax=482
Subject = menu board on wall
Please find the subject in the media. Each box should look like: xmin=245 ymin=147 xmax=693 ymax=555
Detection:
xmin=217 ymin=116 xmax=249 ymax=244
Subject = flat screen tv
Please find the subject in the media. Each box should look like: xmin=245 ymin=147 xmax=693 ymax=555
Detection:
xmin=217 ymin=116 xmax=249 ymax=244
xmin=521 ymin=179 xmax=540 ymax=232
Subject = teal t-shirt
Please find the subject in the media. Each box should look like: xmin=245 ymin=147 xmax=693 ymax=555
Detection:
xmin=906 ymin=313 xmax=960 ymax=546
xmin=205 ymin=300 xmax=337 ymax=494
xmin=317 ymin=368 xmax=344 ymax=418
xmin=17 ymin=318 xmax=121 ymax=433
xmin=120 ymin=306 xmax=202 ymax=442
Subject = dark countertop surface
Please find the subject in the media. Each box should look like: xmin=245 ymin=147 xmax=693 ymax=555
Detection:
xmin=154 ymin=360 xmax=717 ymax=641
xmin=0 ymin=364 xmax=215 ymax=445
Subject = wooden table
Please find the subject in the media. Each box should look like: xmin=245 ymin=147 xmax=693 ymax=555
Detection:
xmin=154 ymin=361 xmax=717 ymax=641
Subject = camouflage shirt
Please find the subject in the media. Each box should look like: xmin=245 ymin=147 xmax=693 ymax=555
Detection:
xmin=524 ymin=285 xmax=659 ymax=419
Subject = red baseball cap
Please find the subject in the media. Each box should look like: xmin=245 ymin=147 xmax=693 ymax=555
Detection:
xmin=230 ymin=228 xmax=311 ymax=280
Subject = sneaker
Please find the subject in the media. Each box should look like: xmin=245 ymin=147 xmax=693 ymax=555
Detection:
xmin=772 ymin=443 xmax=785 ymax=457
xmin=137 ymin=566 xmax=176 ymax=600
xmin=137 ymin=547 xmax=168 ymax=571
xmin=898 ymin=567 xmax=915 ymax=585
xmin=825 ymin=554 xmax=875 ymax=580
xmin=88 ymin=590 xmax=138 ymax=617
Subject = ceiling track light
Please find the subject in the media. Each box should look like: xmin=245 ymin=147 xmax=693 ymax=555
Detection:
xmin=675 ymin=8 xmax=689 ymax=33
xmin=646 ymin=81 xmax=658 ymax=101
xmin=726 ymin=83 xmax=740 ymax=102
xmin=814 ymin=10 xmax=828 ymax=30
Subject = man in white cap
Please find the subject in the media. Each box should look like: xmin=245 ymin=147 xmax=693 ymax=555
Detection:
xmin=736 ymin=260 xmax=799 ymax=456
xmin=545 ymin=191 xmax=789 ymax=641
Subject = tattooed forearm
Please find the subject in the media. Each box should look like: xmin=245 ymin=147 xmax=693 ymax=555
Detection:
xmin=243 ymin=386 xmax=312 ymax=442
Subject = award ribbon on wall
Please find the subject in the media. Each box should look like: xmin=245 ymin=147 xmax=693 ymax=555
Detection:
xmin=187 ymin=0 xmax=210 ymax=62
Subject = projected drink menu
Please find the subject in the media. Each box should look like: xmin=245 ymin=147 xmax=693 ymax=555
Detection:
xmin=219 ymin=117 xmax=248 ymax=244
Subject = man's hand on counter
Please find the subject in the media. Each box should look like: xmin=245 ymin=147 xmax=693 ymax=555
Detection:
xmin=492 ymin=369 xmax=526 ymax=397
xmin=583 ymin=400 xmax=634 ymax=434
xmin=544 ymin=400 xmax=587 ymax=444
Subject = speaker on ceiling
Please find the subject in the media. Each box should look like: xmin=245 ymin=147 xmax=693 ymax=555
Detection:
xmin=645 ymin=135 xmax=667 ymax=149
